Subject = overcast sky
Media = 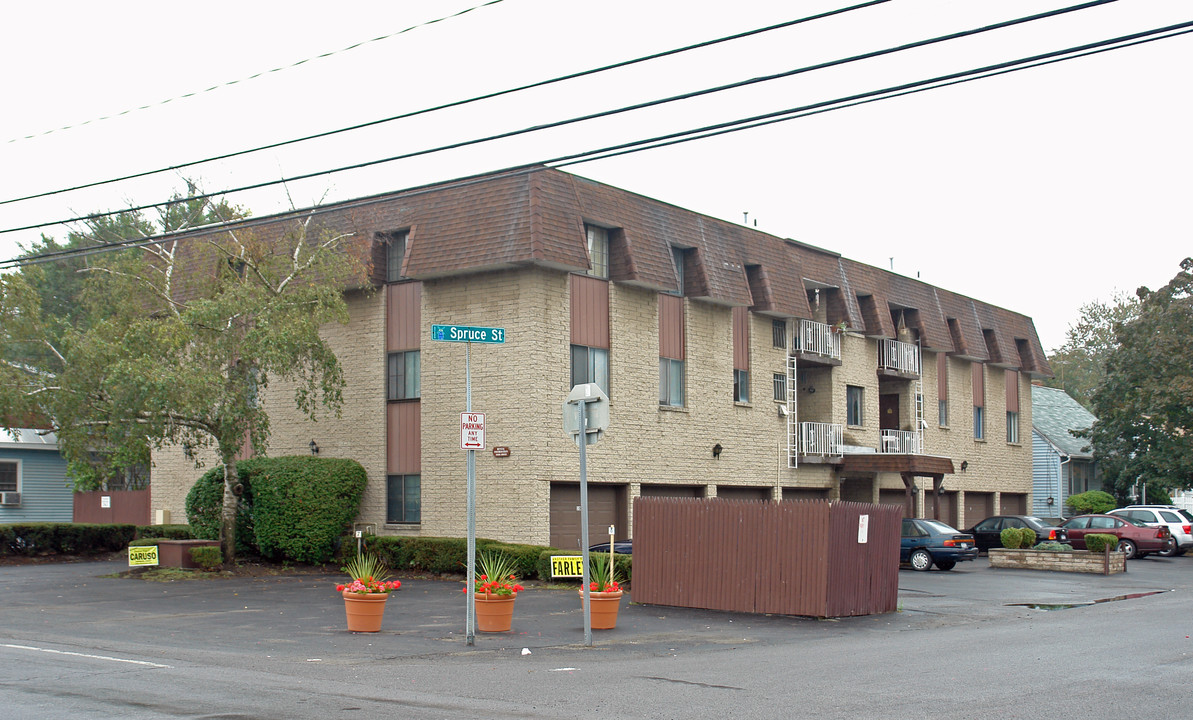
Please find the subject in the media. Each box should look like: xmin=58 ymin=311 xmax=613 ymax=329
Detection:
xmin=1 ymin=0 xmax=1189 ymax=352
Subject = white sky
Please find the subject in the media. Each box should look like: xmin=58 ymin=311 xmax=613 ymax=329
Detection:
xmin=1 ymin=0 xmax=1189 ymax=353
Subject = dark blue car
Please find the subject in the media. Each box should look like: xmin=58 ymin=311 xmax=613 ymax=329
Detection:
xmin=901 ymin=518 xmax=978 ymax=571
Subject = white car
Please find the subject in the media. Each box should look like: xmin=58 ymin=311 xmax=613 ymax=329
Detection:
xmin=1108 ymin=506 xmax=1193 ymax=557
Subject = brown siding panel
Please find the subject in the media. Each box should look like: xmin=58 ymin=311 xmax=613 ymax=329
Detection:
xmin=658 ymin=293 xmax=685 ymax=360
xmin=937 ymin=352 xmax=948 ymax=400
xmin=972 ymin=362 xmax=985 ymax=407
xmin=387 ymin=402 xmax=421 ymax=475
xmin=569 ymin=274 xmax=610 ymax=348
xmin=733 ymin=306 xmax=749 ymax=370
xmin=386 ymin=282 xmax=422 ymax=351
xmin=1005 ymin=370 xmax=1019 ymax=413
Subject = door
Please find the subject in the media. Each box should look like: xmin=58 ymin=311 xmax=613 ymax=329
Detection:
xmin=549 ymin=483 xmax=627 ymax=550
xmin=880 ymin=394 xmax=900 ymax=431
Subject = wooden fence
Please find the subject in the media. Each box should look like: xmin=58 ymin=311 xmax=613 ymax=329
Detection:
xmin=73 ymin=489 xmax=151 ymax=526
xmin=631 ymin=497 xmax=902 ymax=618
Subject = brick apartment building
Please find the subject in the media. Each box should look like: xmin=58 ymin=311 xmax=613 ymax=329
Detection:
xmin=151 ymin=165 xmax=1052 ymax=550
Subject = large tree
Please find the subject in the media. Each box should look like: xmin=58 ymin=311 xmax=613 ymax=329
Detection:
xmin=1085 ymin=259 xmax=1193 ymax=501
xmin=1044 ymin=292 xmax=1139 ymax=411
xmin=1 ymin=191 xmax=360 ymax=562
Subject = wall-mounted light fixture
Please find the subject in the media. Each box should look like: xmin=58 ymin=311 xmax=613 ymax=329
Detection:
xmin=804 ymin=386 xmax=816 ymax=394
xmin=712 ymin=443 xmax=723 ymax=458
xmin=960 ymin=460 xmax=968 ymax=471
xmin=778 ymin=405 xmax=790 ymax=418
xmin=309 ymin=440 xmax=319 ymax=456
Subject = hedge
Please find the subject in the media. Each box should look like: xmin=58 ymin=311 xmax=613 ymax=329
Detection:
xmin=0 ymin=523 xmax=191 ymax=557
xmin=1084 ymin=533 xmax=1120 ymax=553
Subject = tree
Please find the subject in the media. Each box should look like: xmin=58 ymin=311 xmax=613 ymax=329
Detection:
xmin=1085 ymin=259 xmax=1193 ymax=501
xmin=1044 ymin=292 xmax=1139 ymax=410
xmin=1 ymin=190 xmax=361 ymax=563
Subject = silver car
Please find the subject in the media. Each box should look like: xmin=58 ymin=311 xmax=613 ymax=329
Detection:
xmin=1109 ymin=506 xmax=1193 ymax=557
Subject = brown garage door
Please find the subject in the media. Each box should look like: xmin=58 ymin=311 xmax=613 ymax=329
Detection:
xmin=550 ymin=483 xmax=627 ymax=551
xmin=925 ymin=490 xmax=958 ymax=527
xmin=964 ymin=492 xmax=994 ymax=525
xmin=640 ymin=484 xmax=703 ymax=498
xmin=716 ymin=486 xmax=771 ymax=501
xmin=879 ymin=489 xmax=913 ymax=517
xmin=1001 ymin=493 xmax=1028 ymax=515
xmin=782 ymin=488 xmax=829 ymax=502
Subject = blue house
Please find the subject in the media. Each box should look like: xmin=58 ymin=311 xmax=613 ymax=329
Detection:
xmin=1031 ymin=386 xmax=1101 ymax=518
xmin=0 ymin=429 xmax=74 ymax=523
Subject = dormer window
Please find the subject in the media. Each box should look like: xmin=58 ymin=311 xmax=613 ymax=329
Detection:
xmin=671 ymin=246 xmax=686 ymax=296
xmin=585 ymin=225 xmax=609 ymax=279
xmin=385 ymin=230 xmax=409 ymax=283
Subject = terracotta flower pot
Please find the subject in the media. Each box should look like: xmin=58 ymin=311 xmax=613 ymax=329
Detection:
xmin=474 ymin=593 xmax=516 ymax=632
xmin=579 ymin=589 xmax=624 ymax=629
xmin=342 ymin=591 xmax=390 ymax=632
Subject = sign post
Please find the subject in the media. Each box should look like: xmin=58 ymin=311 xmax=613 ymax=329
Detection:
xmin=432 ymin=323 xmax=505 ymax=646
xmin=563 ymin=382 xmax=610 ymax=647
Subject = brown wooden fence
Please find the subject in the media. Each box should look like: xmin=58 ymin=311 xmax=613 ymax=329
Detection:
xmin=73 ymin=489 xmax=151 ymax=526
xmin=631 ymin=497 xmax=902 ymax=618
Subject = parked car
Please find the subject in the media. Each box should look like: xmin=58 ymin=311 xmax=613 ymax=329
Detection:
xmin=964 ymin=515 xmax=1068 ymax=552
xmin=901 ymin=518 xmax=978 ymax=571
xmin=588 ymin=540 xmax=633 ymax=554
xmin=1108 ymin=505 xmax=1193 ymax=557
xmin=1058 ymin=514 xmax=1171 ymax=559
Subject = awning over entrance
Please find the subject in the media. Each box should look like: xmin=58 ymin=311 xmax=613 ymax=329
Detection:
xmin=840 ymin=454 xmax=955 ymax=520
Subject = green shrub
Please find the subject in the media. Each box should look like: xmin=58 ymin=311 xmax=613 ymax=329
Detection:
xmin=1084 ymin=533 xmax=1120 ymax=553
xmin=247 ymin=456 xmax=367 ymax=564
xmin=1068 ymin=491 xmax=1117 ymax=515
xmin=136 ymin=524 xmax=192 ymax=540
xmin=1035 ymin=541 xmax=1073 ymax=552
xmin=1019 ymin=528 xmax=1037 ymax=548
xmin=534 ymin=548 xmax=632 ymax=585
xmin=0 ymin=523 xmax=136 ymax=556
xmin=1000 ymin=527 xmax=1021 ymax=549
xmin=185 ymin=464 xmax=256 ymax=555
xmin=189 ymin=546 xmax=223 ymax=571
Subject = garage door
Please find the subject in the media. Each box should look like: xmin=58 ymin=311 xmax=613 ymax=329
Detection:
xmin=1001 ymin=493 xmax=1027 ymax=515
xmin=782 ymin=488 xmax=829 ymax=502
xmin=964 ymin=492 xmax=994 ymax=526
xmin=925 ymin=491 xmax=958 ymax=527
xmin=716 ymin=486 xmax=771 ymax=501
xmin=550 ymin=483 xmax=627 ymax=551
xmin=879 ymin=489 xmax=913 ymax=517
xmin=640 ymin=484 xmax=703 ymax=498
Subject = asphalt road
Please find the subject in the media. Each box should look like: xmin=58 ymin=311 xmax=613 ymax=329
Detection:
xmin=1 ymin=554 xmax=1190 ymax=719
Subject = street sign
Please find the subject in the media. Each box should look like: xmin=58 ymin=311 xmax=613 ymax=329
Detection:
xmin=431 ymin=324 xmax=506 ymax=344
xmin=461 ymin=412 xmax=485 ymax=449
xmin=563 ymin=383 xmax=610 ymax=446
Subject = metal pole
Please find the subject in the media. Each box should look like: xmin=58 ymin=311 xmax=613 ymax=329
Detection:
xmin=466 ymin=342 xmax=476 ymax=646
xmin=578 ymin=401 xmax=592 ymax=647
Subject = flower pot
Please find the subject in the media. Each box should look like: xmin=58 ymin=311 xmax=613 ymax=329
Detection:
xmin=342 ymin=591 xmax=390 ymax=632
xmin=579 ymin=589 xmax=624 ymax=629
xmin=474 ymin=593 xmax=516 ymax=632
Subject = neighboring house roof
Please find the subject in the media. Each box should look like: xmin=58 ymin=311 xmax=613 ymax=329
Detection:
xmin=162 ymin=165 xmax=1053 ymax=377
xmin=1031 ymin=386 xmax=1095 ymax=459
xmin=0 ymin=428 xmax=60 ymax=451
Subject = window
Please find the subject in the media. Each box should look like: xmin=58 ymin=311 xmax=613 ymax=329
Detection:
xmin=0 ymin=461 xmax=16 ymax=492
xmin=387 ymin=350 xmax=420 ymax=400
xmin=670 ymin=246 xmax=686 ymax=295
xmin=734 ymin=369 xmax=749 ymax=403
xmin=973 ymin=406 xmax=985 ymax=440
xmin=571 ymin=344 xmax=609 ymax=395
xmin=773 ymin=372 xmax=787 ymax=402
xmin=659 ymin=357 xmax=685 ymax=407
xmin=847 ymin=385 xmax=864 ymax=426
xmin=386 ymin=474 xmax=420 ymax=523
xmin=585 ymin=225 xmax=609 ymax=279
xmin=1006 ymin=411 xmax=1019 ymax=443
xmin=772 ymin=319 xmax=787 ymax=349
xmin=385 ymin=230 xmax=408 ymax=283
xmin=938 ymin=399 xmax=948 ymax=427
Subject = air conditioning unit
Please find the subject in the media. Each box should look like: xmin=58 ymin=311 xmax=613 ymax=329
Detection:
xmin=0 ymin=492 xmax=20 ymax=507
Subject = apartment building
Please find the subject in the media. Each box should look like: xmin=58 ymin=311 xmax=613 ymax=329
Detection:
xmin=151 ymin=165 xmax=1051 ymax=550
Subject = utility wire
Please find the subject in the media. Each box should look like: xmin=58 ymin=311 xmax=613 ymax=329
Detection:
xmin=4 ymin=0 xmax=509 ymax=145
xmin=0 ymin=0 xmax=1117 ymax=236
xmin=6 ymin=19 xmax=1187 ymax=271
xmin=0 ymin=0 xmax=890 ymax=207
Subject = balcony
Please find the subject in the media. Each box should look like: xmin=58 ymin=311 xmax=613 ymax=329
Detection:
xmin=878 ymin=338 xmax=920 ymax=377
xmin=799 ymin=422 xmax=843 ymax=457
xmin=879 ymin=429 xmax=922 ymax=454
xmin=792 ymin=319 xmax=842 ymax=366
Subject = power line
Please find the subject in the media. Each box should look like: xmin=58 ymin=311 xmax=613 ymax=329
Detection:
xmin=3 ymin=0 xmax=509 ymax=145
xmin=0 ymin=0 xmax=890 ymax=208
xmin=0 ymin=0 xmax=1117 ymax=236
xmin=7 ymin=19 xmax=1187 ymax=271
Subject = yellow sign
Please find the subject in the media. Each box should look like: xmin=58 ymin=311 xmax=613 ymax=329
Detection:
xmin=128 ymin=545 xmax=159 ymax=567
xmin=550 ymin=555 xmax=584 ymax=578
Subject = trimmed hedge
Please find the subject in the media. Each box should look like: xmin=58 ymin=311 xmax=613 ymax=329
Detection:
xmin=186 ymin=456 xmax=368 ymax=563
xmin=0 ymin=523 xmax=139 ymax=557
xmin=1000 ymin=527 xmax=1038 ymax=550
xmin=1068 ymin=491 xmax=1117 ymax=515
xmin=1085 ymin=533 xmax=1120 ymax=553
xmin=189 ymin=545 xmax=223 ymax=571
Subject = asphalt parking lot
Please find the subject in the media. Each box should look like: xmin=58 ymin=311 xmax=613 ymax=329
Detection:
xmin=1 ymin=552 xmax=1188 ymax=660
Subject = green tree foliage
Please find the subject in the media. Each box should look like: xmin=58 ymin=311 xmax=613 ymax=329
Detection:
xmin=1067 ymin=490 xmax=1117 ymax=514
xmin=1085 ymin=260 xmax=1193 ymax=501
xmin=1044 ymin=293 xmax=1139 ymax=411
xmin=1 ymin=187 xmax=360 ymax=562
